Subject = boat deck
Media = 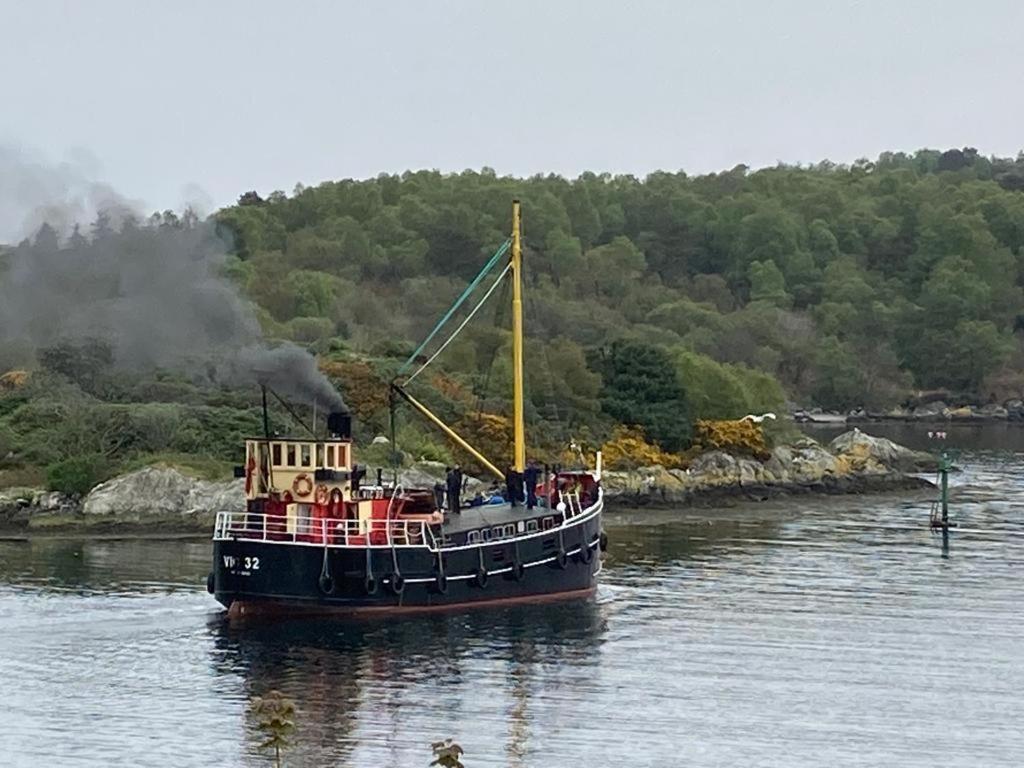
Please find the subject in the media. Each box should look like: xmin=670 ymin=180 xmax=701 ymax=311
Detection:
xmin=441 ymin=503 xmax=555 ymax=534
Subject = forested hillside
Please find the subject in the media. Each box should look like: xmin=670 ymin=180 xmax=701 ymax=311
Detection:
xmin=4 ymin=147 xmax=1024 ymax=491
xmin=218 ymin=147 xmax=1024 ymax=412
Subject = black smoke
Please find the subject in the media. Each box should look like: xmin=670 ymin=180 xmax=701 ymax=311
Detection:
xmin=0 ymin=145 xmax=346 ymax=411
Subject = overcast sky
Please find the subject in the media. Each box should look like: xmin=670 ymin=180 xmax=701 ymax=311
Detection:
xmin=2 ymin=0 xmax=1022 ymax=220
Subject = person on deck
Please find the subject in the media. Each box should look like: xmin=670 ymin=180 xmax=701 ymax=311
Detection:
xmin=524 ymin=460 xmax=540 ymax=510
xmin=447 ymin=465 xmax=462 ymax=514
xmin=435 ymin=472 xmax=448 ymax=512
xmin=505 ymin=465 xmax=518 ymax=507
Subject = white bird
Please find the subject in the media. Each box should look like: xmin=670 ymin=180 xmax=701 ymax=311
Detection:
xmin=741 ymin=412 xmax=777 ymax=423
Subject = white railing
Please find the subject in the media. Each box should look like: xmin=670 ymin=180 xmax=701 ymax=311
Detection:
xmin=213 ymin=511 xmax=438 ymax=549
xmin=213 ymin=489 xmax=603 ymax=554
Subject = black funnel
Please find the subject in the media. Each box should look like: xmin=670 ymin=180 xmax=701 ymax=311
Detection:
xmin=327 ymin=411 xmax=352 ymax=439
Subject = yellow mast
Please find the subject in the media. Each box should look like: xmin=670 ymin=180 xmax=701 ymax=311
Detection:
xmin=511 ymin=200 xmax=526 ymax=472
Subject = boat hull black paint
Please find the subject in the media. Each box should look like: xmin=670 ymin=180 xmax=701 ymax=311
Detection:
xmin=212 ymin=507 xmax=602 ymax=615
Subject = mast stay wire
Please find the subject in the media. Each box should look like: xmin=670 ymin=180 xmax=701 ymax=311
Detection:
xmin=399 ymin=239 xmax=511 ymax=376
xmin=404 ymin=262 xmax=512 ymax=385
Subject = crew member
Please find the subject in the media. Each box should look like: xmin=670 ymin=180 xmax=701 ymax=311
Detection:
xmin=524 ymin=460 xmax=540 ymax=510
xmin=434 ymin=471 xmax=448 ymax=512
xmin=505 ymin=465 xmax=518 ymax=507
xmin=447 ymin=465 xmax=462 ymax=514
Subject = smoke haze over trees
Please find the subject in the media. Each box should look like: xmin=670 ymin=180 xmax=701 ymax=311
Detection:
xmin=0 ymin=146 xmax=345 ymax=411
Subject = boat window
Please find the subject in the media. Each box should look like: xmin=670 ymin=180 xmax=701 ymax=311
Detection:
xmin=315 ymin=444 xmax=324 ymax=467
xmin=272 ymin=443 xmax=282 ymax=467
xmin=300 ymin=444 xmax=311 ymax=467
xmin=338 ymin=444 xmax=348 ymax=468
xmin=526 ymin=520 xmax=538 ymax=533
xmin=326 ymin=445 xmax=336 ymax=468
xmin=286 ymin=444 xmax=296 ymax=467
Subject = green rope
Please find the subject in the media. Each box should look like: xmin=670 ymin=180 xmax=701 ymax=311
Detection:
xmin=399 ymin=238 xmax=511 ymax=375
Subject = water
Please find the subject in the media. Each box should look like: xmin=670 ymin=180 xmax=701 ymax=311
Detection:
xmin=2 ymin=424 xmax=1023 ymax=766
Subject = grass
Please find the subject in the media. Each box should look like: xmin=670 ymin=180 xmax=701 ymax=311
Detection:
xmin=0 ymin=466 xmax=47 ymax=489
xmin=116 ymin=452 xmax=236 ymax=482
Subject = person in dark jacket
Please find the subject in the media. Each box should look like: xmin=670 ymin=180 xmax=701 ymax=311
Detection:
xmin=524 ymin=460 xmax=540 ymax=509
xmin=505 ymin=465 xmax=518 ymax=507
xmin=447 ymin=465 xmax=462 ymax=514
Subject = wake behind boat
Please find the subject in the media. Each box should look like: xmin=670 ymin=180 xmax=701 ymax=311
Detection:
xmin=209 ymin=202 xmax=605 ymax=616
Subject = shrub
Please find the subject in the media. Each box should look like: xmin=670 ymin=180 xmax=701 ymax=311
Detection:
xmin=46 ymin=455 xmax=109 ymax=496
xmin=600 ymin=426 xmax=687 ymax=469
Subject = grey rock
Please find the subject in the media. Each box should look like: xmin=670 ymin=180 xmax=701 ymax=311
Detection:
xmin=912 ymin=401 xmax=948 ymax=420
xmin=976 ymin=404 xmax=1008 ymax=420
xmin=828 ymin=428 xmax=935 ymax=472
xmin=82 ymin=467 xmax=243 ymax=528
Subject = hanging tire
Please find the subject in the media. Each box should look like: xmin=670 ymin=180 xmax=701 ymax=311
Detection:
xmin=389 ymin=574 xmax=405 ymax=595
xmin=318 ymin=573 xmax=335 ymax=595
xmin=474 ymin=567 xmax=488 ymax=588
xmin=511 ymin=561 xmax=526 ymax=581
xmin=434 ymin=573 xmax=448 ymax=594
xmin=599 ymin=530 xmax=609 ymax=552
xmin=555 ymin=549 xmax=568 ymax=570
xmin=364 ymin=575 xmax=379 ymax=595
xmin=206 ymin=572 xmax=215 ymax=594
xmin=580 ymin=540 xmax=593 ymax=564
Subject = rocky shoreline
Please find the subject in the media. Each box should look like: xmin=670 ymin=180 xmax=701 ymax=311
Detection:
xmin=601 ymin=429 xmax=935 ymax=508
xmin=0 ymin=430 xmax=936 ymax=535
xmin=795 ymin=398 xmax=1024 ymax=425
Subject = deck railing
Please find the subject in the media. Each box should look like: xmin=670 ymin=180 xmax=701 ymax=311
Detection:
xmin=213 ymin=511 xmax=438 ymax=549
xmin=213 ymin=489 xmax=602 ymax=553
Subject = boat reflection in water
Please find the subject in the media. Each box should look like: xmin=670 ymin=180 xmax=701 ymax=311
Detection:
xmin=208 ymin=599 xmax=608 ymax=766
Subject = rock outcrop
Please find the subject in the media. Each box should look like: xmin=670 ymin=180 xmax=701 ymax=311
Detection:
xmin=602 ymin=429 xmax=934 ymax=508
xmin=846 ymin=400 xmax=1024 ymax=423
xmin=0 ymin=430 xmax=936 ymax=531
xmin=0 ymin=487 xmax=78 ymax=530
xmin=1 ymin=468 xmax=243 ymax=532
xmin=82 ymin=467 xmax=244 ymax=529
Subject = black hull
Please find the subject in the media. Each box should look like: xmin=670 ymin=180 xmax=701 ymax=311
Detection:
xmin=212 ymin=505 xmax=602 ymax=616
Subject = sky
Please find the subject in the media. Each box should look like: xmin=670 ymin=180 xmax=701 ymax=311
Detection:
xmin=1 ymin=0 xmax=1023 ymax=225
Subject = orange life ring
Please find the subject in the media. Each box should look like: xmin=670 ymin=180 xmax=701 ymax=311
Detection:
xmin=292 ymin=474 xmax=314 ymax=497
xmin=314 ymin=484 xmax=330 ymax=505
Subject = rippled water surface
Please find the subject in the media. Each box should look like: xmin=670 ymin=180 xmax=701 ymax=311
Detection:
xmin=2 ymin=425 xmax=1023 ymax=767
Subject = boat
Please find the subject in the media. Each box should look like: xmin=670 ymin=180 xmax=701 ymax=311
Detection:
xmin=208 ymin=201 xmax=605 ymax=616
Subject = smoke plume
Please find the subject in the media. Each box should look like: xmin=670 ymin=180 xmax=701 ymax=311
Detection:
xmin=0 ymin=144 xmax=346 ymax=412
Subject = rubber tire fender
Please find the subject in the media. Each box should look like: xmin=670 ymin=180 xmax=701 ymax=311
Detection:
xmin=434 ymin=572 xmax=448 ymax=594
xmin=579 ymin=539 xmax=594 ymax=564
xmin=206 ymin=572 xmax=215 ymax=594
xmin=511 ymin=560 xmax=526 ymax=581
xmin=555 ymin=549 xmax=568 ymax=570
xmin=364 ymin=575 xmax=379 ymax=596
xmin=318 ymin=574 xmax=335 ymax=595
xmin=389 ymin=573 xmax=405 ymax=595
xmin=474 ymin=567 xmax=489 ymax=588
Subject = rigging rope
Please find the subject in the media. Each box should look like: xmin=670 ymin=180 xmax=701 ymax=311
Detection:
xmin=475 ymin=272 xmax=511 ymax=419
xmin=399 ymin=238 xmax=511 ymax=375
xmin=404 ymin=262 xmax=513 ymax=385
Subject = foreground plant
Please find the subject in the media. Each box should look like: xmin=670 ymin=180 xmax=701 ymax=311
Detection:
xmin=250 ymin=689 xmax=295 ymax=767
xmin=430 ymin=738 xmax=466 ymax=768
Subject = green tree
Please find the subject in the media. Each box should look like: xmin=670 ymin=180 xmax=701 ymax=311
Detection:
xmin=595 ymin=341 xmax=692 ymax=451
xmin=747 ymin=260 xmax=792 ymax=307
